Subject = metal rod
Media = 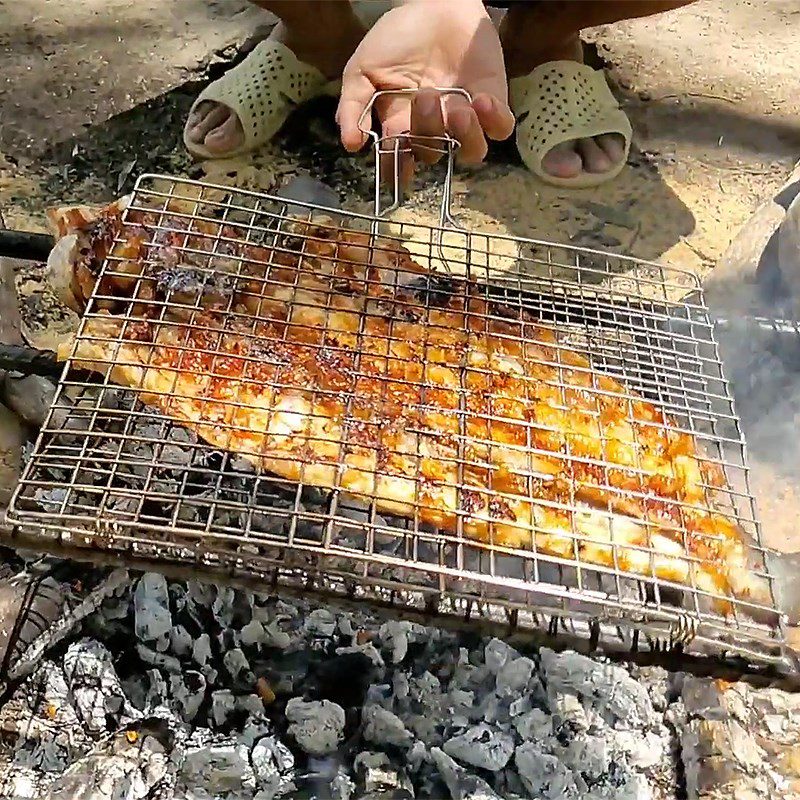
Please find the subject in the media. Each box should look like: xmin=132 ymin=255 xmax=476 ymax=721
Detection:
xmin=0 ymin=230 xmax=54 ymax=262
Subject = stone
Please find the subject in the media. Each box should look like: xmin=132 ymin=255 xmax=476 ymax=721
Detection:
xmin=285 ymin=698 xmax=345 ymax=756
xmin=442 ymin=724 xmax=514 ymax=772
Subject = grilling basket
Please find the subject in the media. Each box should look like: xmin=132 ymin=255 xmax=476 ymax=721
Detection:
xmin=1 ymin=89 xmax=798 ymax=684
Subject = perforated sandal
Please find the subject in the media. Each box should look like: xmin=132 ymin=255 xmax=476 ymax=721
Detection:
xmin=509 ymin=60 xmax=633 ymax=189
xmin=183 ymin=39 xmax=341 ymax=160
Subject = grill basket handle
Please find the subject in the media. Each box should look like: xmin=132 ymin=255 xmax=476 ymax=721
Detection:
xmin=357 ymin=87 xmax=469 ymax=230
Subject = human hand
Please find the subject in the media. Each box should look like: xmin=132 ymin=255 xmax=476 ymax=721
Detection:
xmin=336 ymin=0 xmax=515 ymax=186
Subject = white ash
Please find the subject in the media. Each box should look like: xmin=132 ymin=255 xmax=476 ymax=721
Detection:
xmin=285 ymin=698 xmax=346 ymax=756
xmin=8 ymin=571 xmax=780 ymax=800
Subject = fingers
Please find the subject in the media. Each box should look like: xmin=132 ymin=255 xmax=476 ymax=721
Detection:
xmin=375 ymin=93 xmax=415 ymax=189
xmin=336 ymin=70 xmax=377 ymax=153
xmin=472 ymin=92 xmax=515 ymax=142
xmin=443 ymin=93 xmax=487 ymax=164
xmin=409 ymin=89 xmax=446 ymax=166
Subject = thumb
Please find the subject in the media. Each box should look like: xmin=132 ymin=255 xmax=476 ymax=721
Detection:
xmin=336 ymin=67 xmax=377 ymax=153
xmin=472 ymin=92 xmax=515 ymax=142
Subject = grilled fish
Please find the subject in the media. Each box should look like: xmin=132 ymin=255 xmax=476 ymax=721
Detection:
xmin=44 ymin=194 xmax=773 ymax=615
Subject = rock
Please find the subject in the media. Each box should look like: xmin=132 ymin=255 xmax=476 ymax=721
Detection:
xmin=133 ymin=573 xmax=172 ymax=648
xmin=362 ymin=704 xmax=414 ymax=749
xmin=430 ymin=747 xmax=503 ymax=800
xmin=443 ymin=724 xmax=514 ymax=772
xmin=286 ymin=698 xmax=345 ymax=756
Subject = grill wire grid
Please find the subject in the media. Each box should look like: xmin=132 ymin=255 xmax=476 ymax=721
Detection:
xmin=5 ymin=174 xmax=793 ymax=675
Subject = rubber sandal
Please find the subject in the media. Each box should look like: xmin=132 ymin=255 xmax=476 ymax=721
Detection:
xmin=183 ymin=39 xmax=341 ymax=160
xmin=509 ymin=60 xmax=633 ymax=189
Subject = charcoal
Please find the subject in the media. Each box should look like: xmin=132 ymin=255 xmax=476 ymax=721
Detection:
xmin=362 ymin=705 xmax=414 ymax=750
xmin=354 ymin=751 xmax=415 ymax=798
xmin=168 ymin=624 xmax=193 ymax=657
xmin=286 ymin=698 xmax=346 ymax=756
xmin=179 ymin=729 xmax=256 ymax=795
xmin=40 ymin=718 xmax=174 ymax=800
xmin=223 ymin=647 xmax=251 ymax=681
xmin=514 ymin=741 xmax=580 ymax=800
xmin=192 ymin=633 xmax=213 ymax=666
xmin=442 ymin=724 xmax=514 ymax=772
xmin=494 ymin=656 xmax=534 ymax=698
xmin=304 ymin=608 xmax=337 ymax=638
xmin=62 ymin=639 xmax=134 ymax=734
xmin=430 ymin=747 xmax=503 ymax=800
xmin=133 ymin=573 xmax=172 ymax=649
xmin=210 ymin=689 xmax=237 ymax=728
xmin=483 ymin=638 xmax=520 ymax=674
xmin=240 ymin=618 xmax=268 ymax=648
xmin=170 ymin=671 xmax=206 ymax=723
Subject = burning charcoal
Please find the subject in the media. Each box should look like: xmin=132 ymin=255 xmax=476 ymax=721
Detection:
xmin=192 ymin=633 xmax=213 ymax=666
xmin=170 ymin=671 xmax=206 ymax=723
xmin=540 ymin=649 xmax=655 ymax=728
xmin=512 ymin=708 xmax=551 ymax=741
xmin=430 ymin=747 xmax=504 ymax=800
xmin=354 ymin=752 xmax=415 ymax=798
xmin=483 ymin=639 xmax=520 ymax=674
xmin=240 ymin=619 xmax=268 ymax=648
xmin=62 ymin=639 xmax=133 ymax=734
xmin=442 ymin=724 xmax=515 ymax=772
xmin=378 ymin=621 xmax=427 ymax=665
xmin=136 ymin=644 xmax=181 ymax=674
xmin=179 ymin=730 xmax=256 ymax=795
xmin=304 ymin=608 xmax=337 ymax=638
xmin=285 ymin=698 xmax=346 ymax=756
xmin=251 ymin=735 xmax=297 ymax=797
xmin=514 ymin=741 xmax=580 ymax=800
xmin=362 ymin=705 xmax=414 ymax=750
xmin=494 ymin=657 xmax=534 ymax=698
xmin=169 ymin=624 xmax=193 ymax=657
xmin=210 ymin=689 xmax=236 ymax=728
xmin=41 ymin=718 xmax=173 ymax=800
xmin=310 ymin=652 xmax=377 ymax=709
xmin=223 ymin=647 xmax=251 ymax=681
xmin=133 ymin=573 xmax=172 ymax=650
xmin=145 ymin=669 xmax=169 ymax=712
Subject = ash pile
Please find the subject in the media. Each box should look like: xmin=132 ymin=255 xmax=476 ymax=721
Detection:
xmin=0 ymin=567 xmax=681 ymax=800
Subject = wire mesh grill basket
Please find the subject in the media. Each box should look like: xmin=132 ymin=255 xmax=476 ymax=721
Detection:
xmin=4 ymin=91 xmax=795 ymax=677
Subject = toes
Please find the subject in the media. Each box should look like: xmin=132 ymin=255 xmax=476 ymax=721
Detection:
xmin=577 ymin=138 xmax=613 ymax=175
xmin=540 ymin=142 xmax=583 ymax=179
xmin=186 ymin=103 xmax=232 ymax=144
xmin=595 ymin=133 xmax=627 ymax=164
xmin=203 ymin=113 xmax=246 ymax=155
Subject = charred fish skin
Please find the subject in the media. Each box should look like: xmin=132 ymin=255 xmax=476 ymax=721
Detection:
xmin=42 ymin=197 xmax=771 ymax=616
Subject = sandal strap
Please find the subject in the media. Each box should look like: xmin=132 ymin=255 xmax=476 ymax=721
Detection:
xmin=510 ymin=60 xmax=633 ymax=188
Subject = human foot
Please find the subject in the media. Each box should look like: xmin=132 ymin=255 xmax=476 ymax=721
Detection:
xmin=500 ymin=25 xmax=629 ymax=185
xmin=184 ymin=15 xmax=365 ymax=158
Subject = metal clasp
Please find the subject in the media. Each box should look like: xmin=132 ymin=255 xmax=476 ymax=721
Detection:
xmin=357 ymin=87 xmax=470 ymax=229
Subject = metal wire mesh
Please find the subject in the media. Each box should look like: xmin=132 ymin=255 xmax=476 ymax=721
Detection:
xmin=4 ymin=173 xmax=794 ymax=676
